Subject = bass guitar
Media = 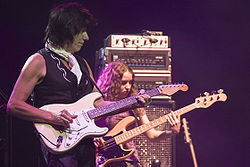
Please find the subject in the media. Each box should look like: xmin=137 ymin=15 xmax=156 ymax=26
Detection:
xmin=96 ymin=89 xmax=227 ymax=167
xmin=34 ymin=83 xmax=188 ymax=153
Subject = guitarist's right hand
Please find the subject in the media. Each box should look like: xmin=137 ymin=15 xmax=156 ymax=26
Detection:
xmin=53 ymin=109 xmax=78 ymax=128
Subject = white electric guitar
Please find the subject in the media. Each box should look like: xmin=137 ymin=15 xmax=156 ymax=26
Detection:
xmin=34 ymin=83 xmax=188 ymax=153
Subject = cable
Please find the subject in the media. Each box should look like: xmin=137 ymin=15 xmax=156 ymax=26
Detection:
xmin=37 ymin=132 xmax=57 ymax=147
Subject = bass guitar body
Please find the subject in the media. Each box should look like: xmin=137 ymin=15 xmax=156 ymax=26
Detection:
xmin=96 ymin=116 xmax=137 ymax=167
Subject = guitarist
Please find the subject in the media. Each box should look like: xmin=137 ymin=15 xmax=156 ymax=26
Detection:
xmin=7 ymin=2 xmax=151 ymax=167
xmin=94 ymin=62 xmax=181 ymax=167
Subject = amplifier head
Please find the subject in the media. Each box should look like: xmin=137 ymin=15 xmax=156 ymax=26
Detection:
xmin=104 ymin=34 xmax=169 ymax=49
xmin=104 ymin=47 xmax=171 ymax=71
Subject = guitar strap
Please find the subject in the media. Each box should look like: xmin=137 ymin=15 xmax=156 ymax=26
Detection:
xmin=76 ymin=56 xmax=105 ymax=99
xmin=83 ymin=68 xmax=105 ymax=98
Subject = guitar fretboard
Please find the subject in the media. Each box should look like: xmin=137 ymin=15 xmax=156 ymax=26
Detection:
xmin=87 ymin=88 xmax=161 ymax=119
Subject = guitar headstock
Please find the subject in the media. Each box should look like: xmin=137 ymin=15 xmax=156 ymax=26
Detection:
xmin=159 ymin=83 xmax=189 ymax=96
xmin=182 ymin=118 xmax=191 ymax=144
xmin=194 ymin=89 xmax=227 ymax=108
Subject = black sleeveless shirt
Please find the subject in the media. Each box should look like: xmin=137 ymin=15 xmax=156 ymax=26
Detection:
xmin=33 ymin=48 xmax=94 ymax=108
xmin=34 ymin=48 xmax=96 ymax=166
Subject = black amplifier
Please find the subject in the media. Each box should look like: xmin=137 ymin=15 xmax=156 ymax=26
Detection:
xmin=134 ymin=74 xmax=172 ymax=100
xmin=95 ymin=47 xmax=171 ymax=77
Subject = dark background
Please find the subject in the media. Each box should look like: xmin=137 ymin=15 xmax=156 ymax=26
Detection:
xmin=0 ymin=0 xmax=249 ymax=166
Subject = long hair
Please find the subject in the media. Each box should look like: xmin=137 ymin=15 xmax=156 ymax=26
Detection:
xmin=97 ymin=62 xmax=137 ymax=101
xmin=44 ymin=1 xmax=97 ymax=48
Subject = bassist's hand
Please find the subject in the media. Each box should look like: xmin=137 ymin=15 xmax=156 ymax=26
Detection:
xmin=168 ymin=112 xmax=181 ymax=135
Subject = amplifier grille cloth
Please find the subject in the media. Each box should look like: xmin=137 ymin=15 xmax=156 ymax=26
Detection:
xmin=134 ymin=104 xmax=175 ymax=167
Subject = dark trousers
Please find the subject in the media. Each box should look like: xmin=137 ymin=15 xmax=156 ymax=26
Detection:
xmin=106 ymin=161 xmax=140 ymax=167
xmin=42 ymin=138 xmax=96 ymax=167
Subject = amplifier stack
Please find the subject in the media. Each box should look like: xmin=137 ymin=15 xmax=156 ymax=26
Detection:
xmin=95 ymin=31 xmax=175 ymax=167
xmin=95 ymin=32 xmax=172 ymax=100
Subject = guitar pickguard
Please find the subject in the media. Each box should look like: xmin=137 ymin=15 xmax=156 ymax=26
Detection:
xmin=64 ymin=108 xmax=108 ymax=148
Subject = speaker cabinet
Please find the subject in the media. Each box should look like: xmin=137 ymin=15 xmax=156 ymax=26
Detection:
xmin=134 ymin=101 xmax=175 ymax=167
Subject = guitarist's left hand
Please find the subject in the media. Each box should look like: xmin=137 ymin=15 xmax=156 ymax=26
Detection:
xmin=135 ymin=89 xmax=152 ymax=107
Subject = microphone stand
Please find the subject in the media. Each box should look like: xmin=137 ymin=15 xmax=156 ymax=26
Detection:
xmin=0 ymin=103 xmax=7 ymax=151
xmin=0 ymin=89 xmax=8 ymax=150
xmin=0 ymin=89 xmax=8 ymax=104
xmin=0 ymin=88 xmax=11 ymax=167
xmin=182 ymin=118 xmax=198 ymax=167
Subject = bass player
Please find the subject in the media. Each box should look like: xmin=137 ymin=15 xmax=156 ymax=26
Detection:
xmin=94 ymin=61 xmax=181 ymax=167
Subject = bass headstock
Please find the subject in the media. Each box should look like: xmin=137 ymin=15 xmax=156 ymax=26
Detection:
xmin=194 ymin=89 xmax=227 ymax=108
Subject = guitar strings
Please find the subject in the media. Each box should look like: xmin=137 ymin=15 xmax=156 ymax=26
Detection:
xmin=99 ymin=138 xmax=118 ymax=151
xmin=98 ymin=116 xmax=171 ymax=151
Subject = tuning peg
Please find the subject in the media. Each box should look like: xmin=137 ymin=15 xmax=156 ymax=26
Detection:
xmin=203 ymin=92 xmax=209 ymax=96
xmin=210 ymin=90 xmax=216 ymax=94
xmin=217 ymin=89 xmax=224 ymax=93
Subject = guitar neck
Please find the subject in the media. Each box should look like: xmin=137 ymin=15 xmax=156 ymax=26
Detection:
xmin=88 ymin=88 xmax=161 ymax=119
xmin=114 ymin=103 xmax=197 ymax=144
